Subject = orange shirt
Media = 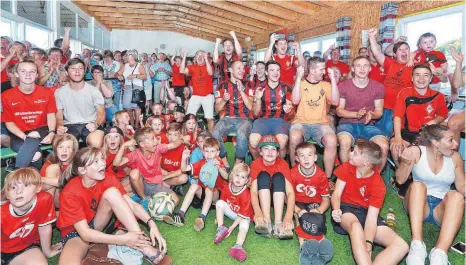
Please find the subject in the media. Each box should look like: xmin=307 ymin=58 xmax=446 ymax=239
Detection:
xmin=188 ymin=64 xmax=213 ymax=96
xmin=293 ymin=80 xmax=332 ymax=125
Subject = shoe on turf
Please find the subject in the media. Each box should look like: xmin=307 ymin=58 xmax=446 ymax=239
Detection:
xmin=173 ymin=185 xmax=184 ymax=196
xmin=254 ymin=220 xmax=272 ymax=238
xmin=191 ymin=196 xmax=202 ymax=209
xmin=163 ymin=213 xmax=184 ymax=227
xmin=194 ymin=217 xmax=205 ymax=232
xmin=406 ymin=240 xmax=427 ymax=265
xmin=214 ymin=225 xmax=229 ymax=244
xmin=299 ymin=240 xmax=320 ymax=265
xmin=273 ymin=222 xmax=293 ymax=240
xmin=318 ymin=238 xmax=334 ymax=263
xmin=429 ymin=248 xmax=449 ymax=265
xmin=229 ymin=247 xmax=247 ymax=262
xmin=140 ymin=197 xmax=149 ymax=212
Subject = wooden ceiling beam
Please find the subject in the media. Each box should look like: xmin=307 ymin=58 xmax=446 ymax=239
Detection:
xmin=308 ymin=1 xmax=340 ymax=8
xmin=74 ymin=0 xmax=154 ymax=9
xmin=174 ymin=22 xmax=231 ymax=39
xmin=264 ymin=1 xmax=322 ymax=14
xmin=72 ymin=1 xmax=112 ymax=29
xmin=228 ymin=1 xmax=299 ymax=20
xmin=98 ymin=15 xmax=178 ymax=22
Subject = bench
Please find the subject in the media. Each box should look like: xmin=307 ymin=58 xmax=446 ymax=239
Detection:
xmin=0 ymin=145 xmax=53 ymax=160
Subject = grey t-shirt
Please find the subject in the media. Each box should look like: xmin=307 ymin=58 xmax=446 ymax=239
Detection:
xmin=55 ymin=82 xmax=105 ymax=124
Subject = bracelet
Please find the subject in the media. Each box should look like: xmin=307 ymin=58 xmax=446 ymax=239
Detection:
xmin=146 ymin=217 xmax=154 ymax=226
xmin=48 ymin=130 xmax=56 ymax=134
xmin=365 ymin=240 xmax=373 ymax=247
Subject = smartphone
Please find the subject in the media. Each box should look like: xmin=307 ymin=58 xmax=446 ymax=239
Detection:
xmin=451 ymin=242 xmax=465 ymax=255
xmin=275 ymin=33 xmax=286 ymax=39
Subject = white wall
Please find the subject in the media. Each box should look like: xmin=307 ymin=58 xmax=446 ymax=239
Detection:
xmin=111 ymin=30 xmax=215 ymax=56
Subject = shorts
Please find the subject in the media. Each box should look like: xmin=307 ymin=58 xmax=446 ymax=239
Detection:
xmin=251 ymin=118 xmax=290 ymax=136
xmin=1 ymin=122 xmax=8 ymax=136
xmin=65 ymin=123 xmax=104 ymax=144
xmin=1 ymin=244 xmax=41 ymax=265
xmin=143 ymin=179 xmax=174 ymax=197
xmin=61 ymin=220 xmax=95 ymax=245
xmin=375 ymin=109 xmax=394 ymax=138
xmin=290 ymin=123 xmax=335 ymax=147
xmin=332 ymin=203 xmax=387 ymax=235
xmin=403 ymin=195 xmax=441 ymax=227
xmin=295 ymin=201 xmax=321 ymax=212
xmin=187 ymin=94 xmax=214 ymax=119
xmin=337 ymin=123 xmax=386 ymax=143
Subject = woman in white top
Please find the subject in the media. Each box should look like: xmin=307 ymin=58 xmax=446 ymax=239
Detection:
xmin=396 ymin=124 xmax=464 ymax=265
xmin=116 ymin=49 xmax=147 ymax=129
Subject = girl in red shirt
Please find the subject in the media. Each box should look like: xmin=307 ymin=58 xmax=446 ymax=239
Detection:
xmin=148 ymin=115 xmax=169 ymax=144
xmin=57 ymin=147 xmax=170 ymax=265
xmin=182 ymin=114 xmax=199 ymax=150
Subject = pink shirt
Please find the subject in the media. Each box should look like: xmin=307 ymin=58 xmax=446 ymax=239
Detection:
xmin=124 ymin=145 xmax=168 ymax=184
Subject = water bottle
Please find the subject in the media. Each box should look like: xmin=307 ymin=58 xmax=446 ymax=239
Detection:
xmin=386 ymin=208 xmax=396 ymax=230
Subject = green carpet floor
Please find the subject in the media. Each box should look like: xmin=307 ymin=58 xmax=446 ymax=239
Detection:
xmin=1 ymin=142 xmax=464 ymax=265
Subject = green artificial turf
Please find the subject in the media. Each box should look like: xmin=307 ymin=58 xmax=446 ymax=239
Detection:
xmin=1 ymin=142 xmax=464 ymax=265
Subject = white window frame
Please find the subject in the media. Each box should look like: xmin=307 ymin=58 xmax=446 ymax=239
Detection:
xmin=300 ymin=33 xmax=337 ymax=54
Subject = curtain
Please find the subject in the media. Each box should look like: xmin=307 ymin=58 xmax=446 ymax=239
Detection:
xmin=379 ymin=2 xmax=400 ymax=52
xmin=336 ymin=16 xmax=352 ymax=64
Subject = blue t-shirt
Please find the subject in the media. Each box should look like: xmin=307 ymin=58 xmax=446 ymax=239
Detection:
xmin=189 ymin=147 xmax=204 ymax=184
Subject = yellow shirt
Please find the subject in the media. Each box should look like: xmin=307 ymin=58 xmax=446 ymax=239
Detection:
xmin=293 ymin=79 xmax=331 ymax=124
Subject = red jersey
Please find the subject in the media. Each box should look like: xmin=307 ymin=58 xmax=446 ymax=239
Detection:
xmin=334 ymin=162 xmax=385 ymax=209
xmin=1 ymin=85 xmax=57 ymax=132
xmin=219 ymin=184 xmax=253 ymax=219
xmin=383 ymin=57 xmax=413 ymax=110
xmin=214 ymin=80 xmax=253 ymax=119
xmin=57 ymin=174 xmax=126 ymax=236
xmin=161 ymin=144 xmax=184 ymax=172
xmin=105 ymin=151 xmax=128 ymax=181
xmin=369 ymin=63 xmax=386 ymax=84
xmin=290 ymin=165 xmax=330 ymax=204
xmin=1 ymin=192 xmax=56 ymax=253
xmin=252 ymin=77 xmax=267 ymax=90
xmin=40 ymin=159 xmax=68 ymax=177
xmin=273 ymin=54 xmax=297 ymax=86
xmin=325 ymin=60 xmax=350 ymax=81
xmin=188 ymin=64 xmax=213 ymax=96
xmin=250 ymin=157 xmax=290 ymax=182
xmin=154 ymin=131 xmax=169 ymax=144
xmin=413 ymin=50 xmax=447 ymax=84
xmin=394 ymin=87 xmax=448 ymax=132
xmin=191 ymin=158 xmax=227 ymax=190
xmin=61 ymin=54 xmax=69 ymax=65
xmin=0 ymin=57 xmax=19 ymax=83
xmin=256 ymin=82 xmax=292 ymax=119
xmin=171 ymin=64 xmax=186 ymax=87
xmin=217 ymin=54 xmax=239 ymax=82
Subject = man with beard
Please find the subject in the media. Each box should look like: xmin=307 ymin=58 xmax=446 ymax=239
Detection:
xmin=212 ymin=60 xmax=253 ymax=167
xmin=1 ymin=59 xmax=57 ymax=169
xmin=368 ymin=28 xmax=414 ymax=138
xmin=213 ymin=31 xmax=242 ymax=83
xmin=336 ymin=56 xmax=388 ymax=171
xmin=55 ymin=58 xmax=105 ymax=147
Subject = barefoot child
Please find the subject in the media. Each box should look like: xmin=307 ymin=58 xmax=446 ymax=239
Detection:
xmin=331 ymin=139 xmax=408 ymax=265
xmin=290 ymin=142 xmax=333 ymax=265
xmin=1 ymin=168 xmax=62 ymax=265
xmin=214 ymin=163 xmax=253 ymax=262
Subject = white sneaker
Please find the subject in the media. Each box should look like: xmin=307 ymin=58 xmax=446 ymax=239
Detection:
xmin=429 ymin=248 xmax=450 ymax=265
xmin=406 ymin=240 xmax=427 ymax=265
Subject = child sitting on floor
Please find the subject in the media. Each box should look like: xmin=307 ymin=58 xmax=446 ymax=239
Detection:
xmin=161 ymin=123 xmax=189 ymax=190
xmin=149 ymin=115 xmax=169 ymax=144
xmin=114 ymin=110 xmax=135 ymax=141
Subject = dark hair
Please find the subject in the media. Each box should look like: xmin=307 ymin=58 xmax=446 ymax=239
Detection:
xmin=256 ymin=61 xmax=266 ymax=67
xmin=266 ymin=60 xmax=281 ymax=71
xmin=54 ymin=38 xmax=63 ymax=48
xmin=103 ymin=50 xmax=113 ymax=59
xmin=65 ymin=58 xmax=85 ymax=71
xmin=417 ymin=32 xmax=437 ymax=48
xmin=418 ymin=124 xmax=449 ymax=147
xmin=93 ymin=53 xmax=103 ymax=61
xmin=31 ymin=47 xmax=47 ymax=57
xmin=393 ymin=42 xmax=410 ymax=54
xmin=48 ymin=47 xmax=63 ymax=56
xmin=222 ymin=39 xmax=234 ymax=46
xmin=167 ymin=122 xmax=182 ymax=133
xmin=307 ymin=56 xmax=325 ymax=70
xmin=114 ymin=50 xmax=121 ymax=55
xmin=358 ymin=47 xmax=368 ymax=53
xmin=91 ymin=64 xmax=104 ymax=74
xmin=412 ymin=64 xmax=433 ymax=77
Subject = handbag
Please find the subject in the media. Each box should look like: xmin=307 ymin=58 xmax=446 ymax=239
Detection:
xmin=130 ymin=63 xmax=146 ymax=104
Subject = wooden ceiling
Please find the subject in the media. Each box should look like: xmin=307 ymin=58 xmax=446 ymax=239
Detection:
xmin=73 ymin=0 xmax=337 ymax=42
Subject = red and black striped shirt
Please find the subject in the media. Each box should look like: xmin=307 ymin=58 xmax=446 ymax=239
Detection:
xmin=214 ymin=80 xmax=253 ymax=119
xmin=252 ymin=77 xmax=267 ymax=91
xmin=217 ymin=54 xmax=239 ymax=83
xmin=257 ymin=82 xmax=292 ymax=119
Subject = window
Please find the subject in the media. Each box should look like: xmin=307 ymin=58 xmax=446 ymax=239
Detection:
xmin=1 ymin=0 xmax=12 ymax=12
xmin=78 ymin=16 xmax=90 ymax=44
xmin=1 ymin=19 xmax=12 ymax=38
xmin=17 ymin=1 xmax=49 ymax=27
xmin=103 ymin=31 xmax=111 ymax=50
xmin=70 ymin=39 xmax=82 ymax=57
xmin=94 ymin=27 xmax=103 ymax=48
xmin=60 ymin=4 xmax=76 ymax=39
xmin=397 ymin=5 xmax=464 ymax=95
xmin=255 ymin=49 xmax=266 ymax=62
xmin=300 ymin=33 xmax=337 ymax=55
xmin=25 ymin=24 xmax=50 ymax=49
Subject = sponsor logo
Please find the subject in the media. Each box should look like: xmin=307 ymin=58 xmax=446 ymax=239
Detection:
xmin=12 ymin=102 xmax=20 ymax=106
xmin=296 ymin=184 xmax=317 ymax=198
xmin=9 ymin=223 xmax=34 ymax=239
xmin=34 ymin=99 xmax=46 ymax=104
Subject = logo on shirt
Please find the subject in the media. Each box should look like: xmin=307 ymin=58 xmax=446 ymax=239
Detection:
xmin=359 ymin=185 xmax=368 ymax=201
xmin=34 ymin=99 xmax=46 ymax=104
xmin=9 ymin=223 xmax=35 ymax=239
xmin=227 ymin=199 xmax=240 ymax=212
xmin=426 ymin=103 xmax=434 ymax=114
xmin=12 ymin=102 xmax=20 ymax=106
xmin=90 ymin=198 xmax=98 ymax=212
xmin=296 ymin=184 xmax=317 ymax=198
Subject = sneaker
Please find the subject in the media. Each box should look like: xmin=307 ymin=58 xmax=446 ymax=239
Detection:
xmin=140 ymin=197 xmax=149 ymax=212
xmin=255 ymin=220 xmax=272 ymax=238
xmin=191 ymin=196 xmax=202 ymax=209
xmin=163 ymin=213 xmax=184 ymax=227
xmin=273 ymin=222 xmax=293 ymax=240
xmin=228 ymin=247 xmax=247 ymax=262
xmin=173 ymin=185 xmax=184 ymax=196
xmin=5 ymin=158 xmax=15 ymax=173
xmin=214 ymin=225 xmax=229 ymax=244
xmin=429 ymin=248 xmax=450 ymax=265
xmin=406 ymin=240 xmax=427 ymax=265
xmin=299 ymin=240 xmax=320 ymax=265
xmin=194 ymin=217 xmax=205 ymax=232
xmin=318 ymin=238 xmax=334 ymax=263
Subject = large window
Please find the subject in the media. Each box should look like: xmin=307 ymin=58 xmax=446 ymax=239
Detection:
xmin=300 ymin=33 xmax=337 ymax=55
xmin=1 ymin=19 xmax=12 ymax=38
xmin=25 ymin=24 xmax=51 ymax=49
xmin=16 ymin=1 xmax=49 ymax=27
xmin=1 ymin=0 xmax=12 ymax=12
xmin=255 ymin=49 xmax=266 ymax=62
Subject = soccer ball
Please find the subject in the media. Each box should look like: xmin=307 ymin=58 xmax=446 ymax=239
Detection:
xmin=148 ymin=192 xmax=176 ymax=221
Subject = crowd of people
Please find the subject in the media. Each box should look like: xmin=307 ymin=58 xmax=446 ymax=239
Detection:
xmin=0 ymin=24 xmax=465 ymax=265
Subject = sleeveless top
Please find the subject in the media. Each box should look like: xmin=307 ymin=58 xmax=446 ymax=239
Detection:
xmin=43 ymin=62 xmax=65 ymax=88
xmin=412 ymin=146 xmax=455 ymax=199
xmin=123 ymin=63 xmax=143 ymax=87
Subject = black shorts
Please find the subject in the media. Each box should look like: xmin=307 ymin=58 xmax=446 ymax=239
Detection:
xmin=1 ymin=243 xmax=40 ymax=265
xmin=332 ymin=203 xmax=387 ymax=235
xmin=295 ymin=201 xmax=320 ymax=212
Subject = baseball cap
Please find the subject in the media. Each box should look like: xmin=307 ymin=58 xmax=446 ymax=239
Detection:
xmin=303 ymin=51 xmax=311 ymax=57
xmin=104 ymin=126 xmax=124 ymax=137
xmin=174 ymin=105 xmax=185 ymax=114
xmin=296 ymin=212 xmax=327 ymax=240
xmin=258 ymin=135 xmax=280 ymax=149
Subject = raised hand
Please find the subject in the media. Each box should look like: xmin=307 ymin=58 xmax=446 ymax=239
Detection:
xmin=270 ymin=33 xmax=279 ymax=43
xmin=254 ymin=87 xmax=264 ymax=99
xmin=368 ymin=28 xmax=378 ymax=39
xmin=216 ymin=38 xmax=222 ymax=45
xmin=450 ymin=46 xmax=464 ymax=63
xmin=296 ymin=66 xmax=305 ymax=79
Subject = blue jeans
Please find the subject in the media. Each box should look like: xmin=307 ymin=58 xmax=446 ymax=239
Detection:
xmin=211 ymin=117 xmax=252 ymax=160
xmin=337 ymin=123 xmax=386 ymax=143
xmin=375 ymin=109 xmax=394 ymax=138
xmin=113 ymin=86 xmax=122 ymax=110
xmin=10 ymin=126 xmax=48 ymax=169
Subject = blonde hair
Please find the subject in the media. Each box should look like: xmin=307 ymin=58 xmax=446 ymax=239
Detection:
xmin=103 ymin=132 xmax=124 ymax=153
xmin=228 ymin=163 xmax=250 ymax=182
xmin=4 ymin=168 xmax=41 ymax=191
xmin=60 ymin=147 xmax=104 ymax=188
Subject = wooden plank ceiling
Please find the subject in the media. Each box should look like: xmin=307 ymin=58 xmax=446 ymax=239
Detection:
xmin=73 ymin=0 xmax=335 ymax=43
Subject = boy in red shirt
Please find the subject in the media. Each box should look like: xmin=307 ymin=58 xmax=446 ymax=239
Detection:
xmin=323 ymin=46 xmax=350 ymax=81
xmin=250 ymin=135 xmax=295 ymax=239
xmin=114 ymin=110 xmax=135 ymax=141
xmin=163 ymin=138 xmax=228 ymax=232
xmin=148 ymin=115 xmax=169 ymax=144
xmin=113 ymin=127 xmax=183 ymax=211
xmin=331 ymin=139 xmax=408 ymax=265
xmin=1 ymin=168 xmax=61 ymax=265
xmin=161 ymin=123 xmax=189 ymax=188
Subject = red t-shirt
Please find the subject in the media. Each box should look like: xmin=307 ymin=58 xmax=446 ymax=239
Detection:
xmin=289 ymin=165 xmax=330 ymax=204
xmin=161 ymin=144 xmax=184 ymax=172
xmin=154 ymin=131 xmax=169 ymax=144
xmin=1 ymin=85 xmax=57 ymax=132
xmin=191 ymin=158 xmax=227 ymax=190
xmin=0 ymin=57 xmax=19 ymax=83
xmin=124 ymin=145 xmax=169 ymax=184
xmin=383 ymin=57 xmax=413 ymax=110
xmin=217 ymin=54 xmax=239 ymax=82
xmin=219 ymin=184 xmax=253 ymax=219
xmin=413 ymin=50 xmax=447 ymax=84
xmin=214 ymin=80 xmax=254 ymax=119
xmin=250 ymin=157 xmax=290 ymax=182
xmin=188 ymin=64 xmax=213 ymax=96
xmin=394 ymin=87 xmax=448 ymax=132
xmin=186 ymin=130 xmax=199 ymax=150
xmin=1 ymin=192 xmax=56 ymax=253
xmin=61 ymin=54 xmax=69 ymax=65
xmin=172 ymin=64 xmax=186 ymax=87
xmin=40 ymin=159 xmax=68 ymax=177
xmin=105 ymin=151 xmax=128 ymax=182
xmin=57 ymin=174 xmax=126 ymax=236
xmin=369 ymin=63 xmax=387 ymax=84
xmin=334 ymin=162 xmax=386 ymax=209
xmin=325 ymin=60 xmax=349 ymax=81
xmin=273 ymin=54 xmax=297 ymax=86
xmin=255 ymin=82 xmax=292 ymax=119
